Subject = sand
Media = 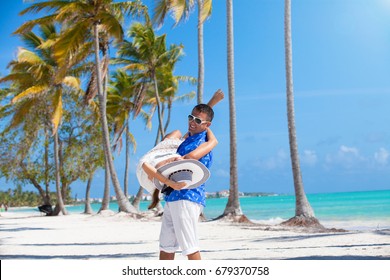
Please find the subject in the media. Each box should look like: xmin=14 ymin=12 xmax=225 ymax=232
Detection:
xmin=1 ymin=210 xmax=389 ymax=260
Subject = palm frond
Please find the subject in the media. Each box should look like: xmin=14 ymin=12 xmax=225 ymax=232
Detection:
xmin=54 ymin=2 xmax=92 ymax=22
xmin=53 ymin=21 xmax=91 ymax=65
xmin=20 ymin=31 xmax=43 ymax=50
xmin=152 ymin=0 xmax=172 ymax=28
xmin=13 ymin=14 xmax=58 ymax=34
xmin=19 ymin=1 xmax=67 ymax=16
xmin=17 ymin=48 xmax=43 ymax=64
xmin=62 ymin=76 xmax=80 ymax=89
xmin=139 ymin=109 xmax=153 ymax=131
xmin=12 ymin=85 xmax=48 ymax=104
xmin=172 ymin=0 xmax=186 ymax=23
xmin=98 ymin=12 xmax=124 ymax=43
xmin=39 ymin=23 xmax=58 ymax=40
xmin=200 ymin=0 xmax=212 ymax=23
xmin=126 ymin=129 xmax=137 ymax=153
xmin=8 ymin=98 xmax=36 ymax=130
xmin=0 ymin=72 xmax=33 ymax=85
xmin=37 ymin=38 xmax=57 ymax=50
xmin=113 ymin=0 xmax=148 ymax=21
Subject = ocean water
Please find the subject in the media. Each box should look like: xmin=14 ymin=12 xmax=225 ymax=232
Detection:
xmin=10 ymin=190 xmax=390 ymax=230
xmin=204 ymin=190 xmax=390 ymax=223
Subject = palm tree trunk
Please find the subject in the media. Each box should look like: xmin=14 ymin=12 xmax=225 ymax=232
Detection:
xmin=152 ymin=71 xmax=165 ymax=139
xmin=84 ymin=174 xmax=93 ymax=214
xmin=53 ymin=131 xmax=67 ymax=215
xmin=93 ymin=24 xmax=137 ymax=214
xmin=197 ymin=0 xmax=205 ymax=104
xmin=222 ymin=0 xmax=244 ymax=219
xmin=44 ymin=126 xmax=50 ymax=204
xmin=99 ymin=156 xmax=110 ymax=212
xmin=132 ymin=187 xmax=143 ymax=210
xmin=99 ymin=52 xmax=110 ymax=213
xmin=26 ymin=175 xmax=51 ymax=205
xmin=163 ymin=99 xmax=172 ymax=133
xmin=124 ymin=121 xmax=129 ymax=197
xmin=282 ymin=0 xmax=321 ymax=227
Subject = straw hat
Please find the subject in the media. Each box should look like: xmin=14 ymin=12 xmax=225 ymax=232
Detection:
xmin=154 ymin=159 xmax=210 ymax=190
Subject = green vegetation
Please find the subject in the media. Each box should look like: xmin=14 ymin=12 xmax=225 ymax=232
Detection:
xmin=0 ymin=1 xmax=195 ymax=215
xmin=0 ymin=186 xmax=72 ymax=208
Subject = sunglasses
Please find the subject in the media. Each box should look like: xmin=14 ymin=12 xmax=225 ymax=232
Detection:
xmin=188 ymin=114 xmax=208 ymax=125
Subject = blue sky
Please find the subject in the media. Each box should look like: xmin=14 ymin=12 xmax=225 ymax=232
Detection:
xmin=1 ymin=0 xmax=390 ymax=199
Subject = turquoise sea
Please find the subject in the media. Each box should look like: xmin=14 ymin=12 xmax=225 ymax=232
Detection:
xmin=10 ymin=190 xmax=390 ymax=230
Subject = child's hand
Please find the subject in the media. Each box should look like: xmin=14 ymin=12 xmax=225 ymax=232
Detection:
xmin=167 ymin=179 xmax=187 ymax=190
xmin=173 ymin=156 xmax=184 ymax=161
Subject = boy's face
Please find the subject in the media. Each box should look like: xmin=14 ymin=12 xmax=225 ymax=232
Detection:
xmin=187 ymin=109 xmax=211 ymax=135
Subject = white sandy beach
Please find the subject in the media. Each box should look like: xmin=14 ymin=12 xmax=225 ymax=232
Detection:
xmin=1 ymin=211 xmax=389 ymax=260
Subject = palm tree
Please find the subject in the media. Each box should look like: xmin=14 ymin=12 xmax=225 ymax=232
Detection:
xmin=114 ymin=22 xmax=184 ymax=140
xmin=153 ymin=0 xmax=212 ymax=104
xmin=281 ymin=0 xmax=322 ymax=227
xmin=15 ymin=0 xmax=147 ymax=214
xmin=107 ymin=69 xmax=139 ymax=198
xmin=113 ymin=23 xmax=195 ymax=210
xmin=84 ymin=32 xmax=112 ymax=212
xmin=218 ymin=0 xmax=246 ymax=221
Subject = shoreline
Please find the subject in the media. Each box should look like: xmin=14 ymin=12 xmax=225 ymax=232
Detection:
xmin=1 ymin=211 xmax=389 ymax=260
xmin=5 ymin=205 xmax=390 ymax=232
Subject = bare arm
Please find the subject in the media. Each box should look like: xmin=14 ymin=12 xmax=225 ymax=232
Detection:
xmin=207 ymin=89 xmax=224 ymax=108
xmin=142 ymin=128 xmax=217 ymax=189
xmin=183 ymin=128 xmax=218 ymax=160
xmin=142 ymin=162 xmax=186 ymax=190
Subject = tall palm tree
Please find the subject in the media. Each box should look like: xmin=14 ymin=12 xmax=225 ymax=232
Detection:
xmin=153 ymin=0 xmax=212 ymax=104
xmin=84 ymin=32 xmax=112 ymax=212
xmin=281 ymin=0 xmax=322 ymax=227
xmin=219 ymin=0 xmax=245 ymax=221
xmin=15 ymin=0 xmax=147 ymax=213
xmin=114 ymin=23 xmax=195 ymax=210
xmin=114 ymin=22 xmax=184 ymax=140
xmin=107 ymin=69 xmax=139 ymax=197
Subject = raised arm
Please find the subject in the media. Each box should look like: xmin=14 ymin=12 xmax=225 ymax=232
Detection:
xmin=207 ymin=89 xmax=224 ymax=108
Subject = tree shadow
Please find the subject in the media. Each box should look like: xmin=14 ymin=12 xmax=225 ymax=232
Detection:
xmin=287 ymin=255 xmax=390 ymax=260
xmin=0 ymin=226 xmax=51 ymax=232
xmin=0 ymin=252 xmax=157 ymax=259
xmin=250 ymin=231 xmax=355 ymax=243
xmin=19 ymin=241 xmax=148 ymax=247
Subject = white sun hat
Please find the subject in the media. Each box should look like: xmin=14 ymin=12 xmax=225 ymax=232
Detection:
xmin=154 ymin=159 xmax=210 ymax=190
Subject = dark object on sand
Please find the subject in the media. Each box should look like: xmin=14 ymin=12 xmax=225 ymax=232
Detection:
xmin=38 ymin=204 xmax=53 ymax=215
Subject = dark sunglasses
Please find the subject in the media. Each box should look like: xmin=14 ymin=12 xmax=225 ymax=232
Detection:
xmin=188 ymin=114 xmax=208 ymax=125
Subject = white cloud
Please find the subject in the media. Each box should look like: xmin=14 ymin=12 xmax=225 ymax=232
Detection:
xmin=339 ymin=145 xmax=359 ymax=156
xmin=374 ymin=147 xmax=389 ymax=165
xmin=301 ymin=150 xmax=318 ymax=166
xmin=325 ymin=145 xmax=365 ymax=169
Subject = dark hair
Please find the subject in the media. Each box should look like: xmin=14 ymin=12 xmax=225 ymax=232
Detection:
xmin=193 ymin=104 xmax=214 ymax=122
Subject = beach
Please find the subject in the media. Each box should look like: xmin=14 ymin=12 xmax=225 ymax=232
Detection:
xmin=1 ymin=211 xmax=389 ymax=260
